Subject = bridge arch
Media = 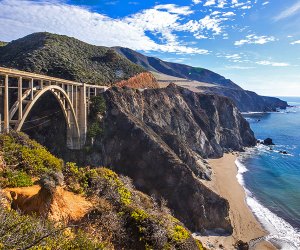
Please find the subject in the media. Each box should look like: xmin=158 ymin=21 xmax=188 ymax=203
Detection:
xmin=15 ymin=85 xmax=80 ymax=143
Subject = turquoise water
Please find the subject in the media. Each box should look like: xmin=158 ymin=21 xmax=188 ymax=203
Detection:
xmin=239 ymin=97 xmax=300 ymax=249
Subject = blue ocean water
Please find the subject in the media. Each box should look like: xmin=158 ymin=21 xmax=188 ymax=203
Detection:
xmin=238 ymin=97 xmax=300 ymax=249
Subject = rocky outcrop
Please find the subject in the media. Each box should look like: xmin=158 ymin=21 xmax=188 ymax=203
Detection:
xmin=83 ymin=84 xmax=256 ymax=233
xmin=115 ymin=72 xmax=159 ymax=89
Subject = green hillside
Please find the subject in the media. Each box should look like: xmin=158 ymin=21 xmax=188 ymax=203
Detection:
xmin=0 ymin=33 xmax=145 ymax=85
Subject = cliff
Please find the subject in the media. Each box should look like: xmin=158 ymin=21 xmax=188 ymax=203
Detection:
xmin=80 ymin=84 xmax=256 ymax=233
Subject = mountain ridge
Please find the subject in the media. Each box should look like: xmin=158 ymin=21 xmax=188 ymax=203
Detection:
xmin=113 ymin=46 xmax=242 ymax=90
xmin=113 ymin=46 xmax=288 ymax=112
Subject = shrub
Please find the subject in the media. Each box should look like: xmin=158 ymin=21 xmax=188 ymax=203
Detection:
xmin=87 ymin=96 xmax=106 ymax=140
xmin=170 ymin=225 xmax=190 ymax=243
xmin=63 ymin=162 xmax=89 ymax=194
xmin=0 ymin=170 xmax=33 ymax=188
xmin=87 ymin=122 xmax=103 ymax=139
xmin=131 ymin=209 xmax=149 ymax=222
xmin=0 ymin=208 xmax=106 ymax=250
xmin=0 ymin=132 xmax=63 ymax=176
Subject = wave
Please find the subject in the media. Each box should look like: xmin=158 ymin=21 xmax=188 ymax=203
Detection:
xmin=235 ymin=158 xmax=300 ymax=250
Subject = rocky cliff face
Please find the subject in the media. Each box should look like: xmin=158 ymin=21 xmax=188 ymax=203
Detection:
xmin=82 ymin=84 xmax=256 ymax=233
xmin=115 ymin=72 xmax=159 ymax=89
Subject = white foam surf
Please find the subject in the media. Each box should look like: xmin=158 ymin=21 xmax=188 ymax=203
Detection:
xmin=235 ymin=157 xmax=300 ymax=250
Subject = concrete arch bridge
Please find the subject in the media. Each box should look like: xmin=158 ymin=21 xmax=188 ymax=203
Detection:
xmin=0 ymin=67 xmax=108 ymax=149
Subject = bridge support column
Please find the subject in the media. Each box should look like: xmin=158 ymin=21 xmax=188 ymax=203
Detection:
xmin=78 ymin=83 xmax=87 ymax=147
xmin=18 ymin=77 xmax=23 ymax=120
xmin=66 ymin=83 xmax=87 ymax=150
xmin=4 ymin=74 xmax=9 ymax=133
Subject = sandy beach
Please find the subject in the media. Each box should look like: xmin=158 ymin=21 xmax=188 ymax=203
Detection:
xmin=195 ymin=153 xmax=276 ymax=250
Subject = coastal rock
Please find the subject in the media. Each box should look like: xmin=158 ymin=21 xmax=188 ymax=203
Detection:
xmin=235 ymin=240 xmax=249 ymax=250
xmin=263 ymin=138 xmax=275 ymax=146
xmin=83 ymin=84 xmax=256 ymax=233
xmin=279 ymin=150 xmax=288 ymax=155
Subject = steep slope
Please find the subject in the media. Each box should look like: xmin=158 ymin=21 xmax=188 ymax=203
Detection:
xmin=79 ymin=84 xmax=256 ymax=233
xmin=114 ymin=47 xmax=241 ymax=89
xmin=0 ymin=132 xmax=204 ymax=250
xmin=114 ymin=47 xmax=288 ymax=112
xmin=0 ymin=33 xmax=145 ymax=85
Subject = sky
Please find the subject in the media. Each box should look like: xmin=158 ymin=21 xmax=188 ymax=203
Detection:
xmin=0 ymin=0 xmax=300 ymax=96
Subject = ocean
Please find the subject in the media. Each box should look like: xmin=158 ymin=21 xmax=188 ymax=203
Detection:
xmin=238 ymin=97 xmax=300 ymax=250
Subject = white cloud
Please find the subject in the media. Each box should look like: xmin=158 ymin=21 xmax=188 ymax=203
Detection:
xmin=183 ymin=14 xmax=225 ymax=38
xmin=154 ymin=4 xmax=194 ymax=15
xmin=192 ymin=0 xmax=202 ymax=4
xmin=224 ymin=53 xmax=242 ymax=60
xmin=0 ymin=0 xmax=208 ymax=54
xmin=262 ymin=1 xmax=269 ymax=6
xmin=234 ymin=34 xmax=276 ymax=46
xmin=256 ymin=60 xmax=290 ymax=67
xmin=226 ymin=65 xmax=255 ymax=69
xmin=274 ymin=1 xmax=300 ymax=21
xmin=204 ymin=0 xmax=216 ymax=6
xmin=291 ymin=40 xmax=300 ymax=45
xmin=223 ymin=11 xmax=236 ymax=16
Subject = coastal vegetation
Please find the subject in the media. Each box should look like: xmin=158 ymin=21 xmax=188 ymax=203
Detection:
xmin=0 ymin=132 xmax=204 ymax=249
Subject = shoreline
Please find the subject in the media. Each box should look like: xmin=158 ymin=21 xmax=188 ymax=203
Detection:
xmin=195 ymin=153 xmax=276 ymax=250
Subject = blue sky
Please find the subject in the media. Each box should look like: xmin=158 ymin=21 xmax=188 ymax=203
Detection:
xmin=0 ymin=0 xmax=300 ymax=96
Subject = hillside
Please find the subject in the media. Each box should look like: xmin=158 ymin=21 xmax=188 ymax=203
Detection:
xmin=0 ymin=132 xmax=204 ymax=250
xmin=0 ymin=33 xmax=145 ymax=85
xmin=0 ymin=41 xmax=7 ymax=47
xmin=114 ymin=46 xmax=242 ymax=89
xmin=114 ymin=47 xmax=288 ymax=112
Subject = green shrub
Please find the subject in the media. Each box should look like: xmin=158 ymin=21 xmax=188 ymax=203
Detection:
xmin=90 ymin=96 xmax=106 ymax=116
xmin=63 ymin=162 xmax=89 ymax=194
xmin=1 ymin=170 xmax=33 ymax=188
xmin=131 ymin=209 xmax=149 ymax=222
xmin=0 ymin=132 xmax=63 ymax=176
xmin=87 ymin=122 xmax=103 ymax=139
xmin=170 ymin=225 xmax=190 ymax=243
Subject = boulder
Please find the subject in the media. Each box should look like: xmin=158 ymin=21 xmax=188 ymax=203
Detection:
xmin=263 ymin=138 xmax=275 ymax=146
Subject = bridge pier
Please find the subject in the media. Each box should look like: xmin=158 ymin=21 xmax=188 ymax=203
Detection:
xmin=4 ymin=74 xmax=9 ymax=133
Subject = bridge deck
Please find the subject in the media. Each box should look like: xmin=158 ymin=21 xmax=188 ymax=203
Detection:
xmin=0 ymin=67 xmax=108 ymax=89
